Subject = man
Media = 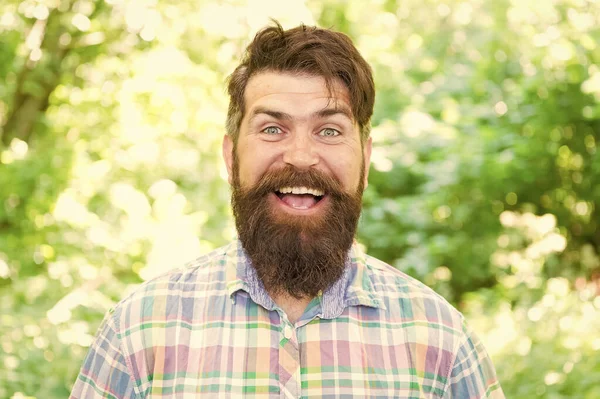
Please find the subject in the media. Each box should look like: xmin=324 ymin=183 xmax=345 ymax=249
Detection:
xmin=71 ymin=22 xmax=504 ymax=398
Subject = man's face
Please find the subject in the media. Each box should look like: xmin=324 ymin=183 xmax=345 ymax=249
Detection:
xmin=223 ymin=71 xmax=372 ymax=298
xmin=224 ymin=71 xmax=371 ymax=214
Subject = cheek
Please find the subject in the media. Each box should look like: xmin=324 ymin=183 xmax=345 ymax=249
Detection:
xmin=237 ymin=152 xmax=272 ymax=186
xmin=329 ymin=157 xmax=363 ymax=188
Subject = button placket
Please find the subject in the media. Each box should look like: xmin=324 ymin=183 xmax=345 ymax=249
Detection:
xmin=279 ymin=322 xmax=301 ymax=398
xmin=283 ymin=324 xmax=293 ymax=340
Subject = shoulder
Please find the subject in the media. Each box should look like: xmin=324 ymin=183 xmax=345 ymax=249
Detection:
xmin=128 ymin=243 xmax=230 ymax=300
xmin=360 ymin=254 xmax=504 ymax=397
xmin=363 ymin=252 xmax=466 ymax=331
xmin=108 ymin=242 xmax=234 ymax=331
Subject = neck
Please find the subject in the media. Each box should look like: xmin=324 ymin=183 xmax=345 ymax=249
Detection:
xmin=270 ymin=292 xmax=313 ymax=325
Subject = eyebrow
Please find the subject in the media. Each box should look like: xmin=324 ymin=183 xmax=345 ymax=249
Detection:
xmin=248 ymin=105 xmax=354 ymax=123
xmin=316 ymin=106 xmax=354 ymax=121
xmin=249 ymin=107 xmax=292 ymax=121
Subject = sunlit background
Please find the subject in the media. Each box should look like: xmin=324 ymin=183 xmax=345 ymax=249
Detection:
xmin=1 ymin=0 xmax=599 ymax=397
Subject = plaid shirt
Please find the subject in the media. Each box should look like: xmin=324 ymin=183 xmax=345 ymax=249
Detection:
xmin=70 ymin=240 xmax=504 ymax=398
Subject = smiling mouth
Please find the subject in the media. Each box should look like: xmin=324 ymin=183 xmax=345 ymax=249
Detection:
xmin=274 ymin=186 xmax=325 ymax=210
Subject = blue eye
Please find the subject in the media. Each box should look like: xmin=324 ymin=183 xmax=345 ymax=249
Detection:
xmin=262 ymin=126 xmax=282 ymax=135
xmin=319 ymin=128 xmax=340 ymax=137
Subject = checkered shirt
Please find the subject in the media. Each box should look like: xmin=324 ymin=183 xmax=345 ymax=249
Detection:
xmin=70 ymin=240 xmax=504 ymax=398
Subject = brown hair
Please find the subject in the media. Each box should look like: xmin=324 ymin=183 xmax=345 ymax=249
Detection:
xmin=226 ymin=21 xmax=375 ymax=144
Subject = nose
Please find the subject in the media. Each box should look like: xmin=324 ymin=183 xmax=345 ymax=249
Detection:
xmin=282 ymin=132 xmax=319 ymax=169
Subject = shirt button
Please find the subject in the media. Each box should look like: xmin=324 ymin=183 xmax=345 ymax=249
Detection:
xmin=284 ymin=325 xmax=293 ymax=339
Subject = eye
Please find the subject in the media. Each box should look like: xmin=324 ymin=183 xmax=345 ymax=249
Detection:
xmin=319 ymin=128 xmax=340 ymax=137
xmin=262 ymin=126 xmax=282 ymax=135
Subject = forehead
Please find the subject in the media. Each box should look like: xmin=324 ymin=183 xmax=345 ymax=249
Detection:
xmin=243 ymin=71 xmax=352 ymax=117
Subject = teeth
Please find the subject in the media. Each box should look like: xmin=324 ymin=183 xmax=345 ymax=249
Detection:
xmin=278 ymin=186 xmax=324 ymax=196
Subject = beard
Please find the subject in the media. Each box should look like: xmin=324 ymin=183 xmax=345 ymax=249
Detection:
xmin=231 ymin=160 xmax=365 ymax=299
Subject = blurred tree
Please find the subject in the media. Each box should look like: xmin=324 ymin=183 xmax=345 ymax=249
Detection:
xmin=348 ymin=0 xmax=600 ymax=302
xmin=0 ymin=0 xmax=154 ymax=396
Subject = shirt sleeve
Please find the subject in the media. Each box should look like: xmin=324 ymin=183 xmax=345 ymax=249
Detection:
xmin=443 ymin=321 xmax=505 ymax=399
xmin=70 ymin=309 xmax=137 ymax=399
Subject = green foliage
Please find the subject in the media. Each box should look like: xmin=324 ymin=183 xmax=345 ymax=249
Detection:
xmin=355 ymin=0 xmax=600 ymax=302
xmin=0 ymin=0 xmax=598 ymax=398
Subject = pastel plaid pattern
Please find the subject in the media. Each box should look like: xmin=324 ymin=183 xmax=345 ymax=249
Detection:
xmin=70 ymin=240 xmax=504 ymax=398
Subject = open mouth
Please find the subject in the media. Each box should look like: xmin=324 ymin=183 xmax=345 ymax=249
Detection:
xmin=274 ymin=186 xmax=325 ymax=210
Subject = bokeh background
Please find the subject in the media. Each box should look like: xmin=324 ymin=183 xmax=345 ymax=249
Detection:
xmin=1 ymin=0 xmax=599 ymax=397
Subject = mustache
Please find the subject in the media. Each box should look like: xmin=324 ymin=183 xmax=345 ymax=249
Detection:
xmin=239 ymin=165 xmax=346 ymax=198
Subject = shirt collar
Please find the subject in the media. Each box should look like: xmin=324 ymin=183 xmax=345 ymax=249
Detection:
xmin=225 ymin=240 xmax=386 ymax=318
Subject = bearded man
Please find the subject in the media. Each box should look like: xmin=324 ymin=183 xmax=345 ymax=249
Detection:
xmin=71 ymin=22 xmax=504 ymax=398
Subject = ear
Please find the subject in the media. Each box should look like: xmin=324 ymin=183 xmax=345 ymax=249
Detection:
xmin=222 ymin=134 xmax=234 ymax=185
xmin=363 ymin=136 xmax=372 ymax=189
